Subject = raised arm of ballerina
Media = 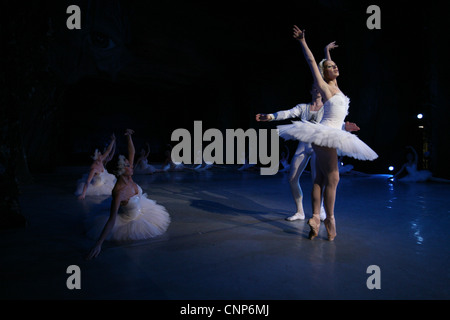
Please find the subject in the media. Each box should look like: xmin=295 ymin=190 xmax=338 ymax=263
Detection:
xmin=324 ymin=41 xmax=338 ymax=61
xmin=99 ymin=134 xmax=116 ymax=163
xmin=124 ymin=129 xmax=135 ymax=168
xmin=293 ymin=25 xmax=338 ymax=102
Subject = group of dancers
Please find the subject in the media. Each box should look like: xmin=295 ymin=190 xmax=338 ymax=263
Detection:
xmin=76 ymin=25 xmax=379 ymax=259
xmin=74 ymin=130 xmax=171 ymax=259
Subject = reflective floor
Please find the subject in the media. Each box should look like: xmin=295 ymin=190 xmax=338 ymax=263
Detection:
xmin=1 ymin=166 xmax=449 ymax=300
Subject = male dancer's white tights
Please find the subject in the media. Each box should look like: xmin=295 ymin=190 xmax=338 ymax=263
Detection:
xmin=286 ymin=142 xmax=326 ymax=221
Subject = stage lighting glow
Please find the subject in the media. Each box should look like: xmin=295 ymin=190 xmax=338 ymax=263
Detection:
xmin=417 ymin=113 xmax=423 ymax=119
xmin=388 ymin=166 xmax=394 ymax=171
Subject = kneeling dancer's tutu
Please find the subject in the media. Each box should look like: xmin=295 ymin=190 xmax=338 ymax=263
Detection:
xmin=85 ymin=185 xmax=170 ymax=242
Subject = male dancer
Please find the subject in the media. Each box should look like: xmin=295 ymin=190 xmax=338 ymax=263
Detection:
xmin=257 ymin=86 xmax=325 ymax=220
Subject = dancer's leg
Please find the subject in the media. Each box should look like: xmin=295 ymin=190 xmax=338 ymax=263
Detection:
xmin=310 ymin=152 xmax=326 ymax=221
xmin=308 ymin=151 xmax=324 ymax=239
xmin=313 ymin=145 xmax=339 ymax=241
xmin=286 ymin=143 xmax=311 ymax=221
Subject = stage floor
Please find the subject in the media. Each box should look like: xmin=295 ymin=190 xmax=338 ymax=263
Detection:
xmin=1 ymin=166 xmax=449 ymax=300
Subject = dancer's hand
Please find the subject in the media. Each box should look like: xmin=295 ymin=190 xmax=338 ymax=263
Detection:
xmin=86 ymin=244 xmax=102 ymax=260
xmin=293 ymin=25 xmax=305 ymax=41
xmin=256 ymin=113 xmax=273 ymax=122
xmin=344 ymin=121 xmax=360 ymax=132
xmin=111 ymin=133 xmax=116 ymax=141
xmin=124 ymin=129 xmax=134 ymax=136
xmin=325 ymin=41 xmax=338 ymax=51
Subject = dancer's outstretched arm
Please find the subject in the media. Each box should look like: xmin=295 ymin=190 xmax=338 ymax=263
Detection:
xmin=125 ymin=129 xmax=135 ymax=167
xmin=85 ymin=194 xmax=120 ymax=260
xmin=99 ymin=134 xmax=116 ymax=162
xmin=406 ymin=146 xmax=418 ymax=164
xmin=104 ymin=139 xmax=116 ymax=165
xmin=293 ymin=25 xmax=334 ymax=101
xmin=324 ymin=41 xmax=338 ymax=61
xmin=256 ymin=104 xmax=304 ymax=122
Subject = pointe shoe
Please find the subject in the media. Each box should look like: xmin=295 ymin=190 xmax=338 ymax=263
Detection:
xmin=286 ymin=212 xmax=305 ymax=221
xmin=324 ymin=217 xmax=337 ymax=241
xmin=307 ymin=216 xmax=320 ymax=240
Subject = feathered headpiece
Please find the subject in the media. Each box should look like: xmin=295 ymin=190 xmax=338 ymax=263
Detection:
xmin=318 ymin=59 xmax=327 ymax=79
xmin=92 ymin=149 xmax=101 ymax=160
xmin=116 ymin=155 xmax=127 ymax=176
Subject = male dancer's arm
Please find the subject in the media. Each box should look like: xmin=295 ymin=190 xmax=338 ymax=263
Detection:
xmin=270 ymin=104 xmax=307 ymax=121
xmin=256 ymin=104 xmax=306 ymax=122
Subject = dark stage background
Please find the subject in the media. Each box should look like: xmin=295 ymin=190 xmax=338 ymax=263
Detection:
xmin=2 ymin=0 xmax=449 ymax=183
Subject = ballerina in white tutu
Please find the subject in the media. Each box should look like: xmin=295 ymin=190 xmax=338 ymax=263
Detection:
xmin=134 ymin=142 xmax=160 ymax=174
xmin=257 ymin=42 xmax=360 ymax=223
xmin=75 ymin=134 xmax=117 ymax=200
xmin=85 ymin=129 xmax=170 ymax=260
xmin=393 ymin=146 xmax=432 ymax=182
xmin=162 ymin=144 xmax=186 ymax=171
xmin=258 ymin=87 xmax=361 ymax=222
xmin=277 ymin=26 xmax=377 ymax=241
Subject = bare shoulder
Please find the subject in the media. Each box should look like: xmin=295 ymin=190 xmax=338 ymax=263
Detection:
xmin=112 ymin=180 xmax=137 ymax=203
xmin=112 ymin=182 xmax=127 ymax=200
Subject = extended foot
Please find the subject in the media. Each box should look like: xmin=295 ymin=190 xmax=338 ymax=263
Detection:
xmin=286 ymin=212 xmax=305 ymax=221
xmin=307 ymin=216 xmax=320 ymax=240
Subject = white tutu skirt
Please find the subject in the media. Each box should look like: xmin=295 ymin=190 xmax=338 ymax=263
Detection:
xmin=74 ymin=170 xmax=117 ymax=196
xmin=277 ymin=120 xmax=378 ymax=161
xmin=85 ymin=189 xmax=170 ymax=242
xmin=399 ymin=166 xmax=432 ymax=182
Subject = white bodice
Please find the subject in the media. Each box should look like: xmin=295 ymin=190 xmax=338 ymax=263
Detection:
xmin=320 ymin=93 xmax=349 ymax=129
xmin=91 ymin=171 xmax=107 ymax=186
xmin=119 ymin=185 xmax=143 ymax=221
